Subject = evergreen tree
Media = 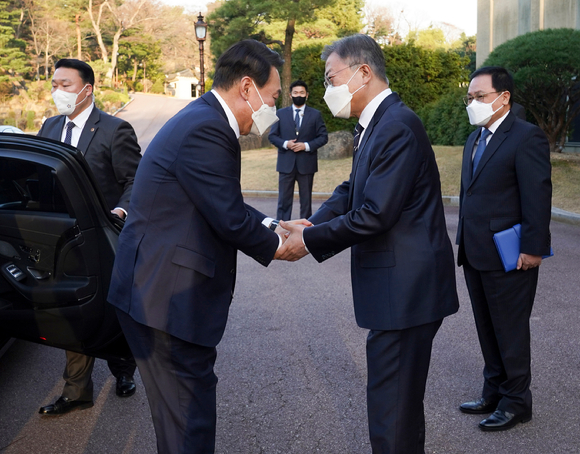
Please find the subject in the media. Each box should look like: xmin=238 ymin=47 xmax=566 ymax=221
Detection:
xmin=0 ymin=0 xmax=29 ymax=86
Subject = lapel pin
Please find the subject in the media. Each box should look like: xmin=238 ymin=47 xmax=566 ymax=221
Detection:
xmin=91 ymin=128 xmax=95 ymax=132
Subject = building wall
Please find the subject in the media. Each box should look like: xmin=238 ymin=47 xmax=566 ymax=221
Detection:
xmin=477 ymin=0 xmax=580 ymax=66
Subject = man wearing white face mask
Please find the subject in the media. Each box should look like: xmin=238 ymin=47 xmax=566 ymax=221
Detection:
xmin=107 ymin=40 xmax=310 ymax=454
xmin=277 ymin=34 xmax=459 ymax=454
xmin=457 ymin=66 xmax=551 ymax=432
xmin=38 ymin=59 xmax=141 ymax=415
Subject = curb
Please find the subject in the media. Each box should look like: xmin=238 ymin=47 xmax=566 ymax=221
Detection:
xmin=112 ymin=96 xmax=135 ymax=117
xmin=242 ymin=191 xmax=580 ymax=225
xmin=551 ymin=207 xmax=580 ymax=225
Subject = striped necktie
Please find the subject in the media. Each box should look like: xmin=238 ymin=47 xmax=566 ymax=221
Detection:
xmin=294 ymin=108 xmax=301 ymax=131
xmin=64 ymin=121 xmax=75 ymax=145
xmin=353 ymin=123 xmax=364 ymax=154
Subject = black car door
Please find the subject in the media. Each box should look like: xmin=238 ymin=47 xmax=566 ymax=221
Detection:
xmin=0 ymin=134 xmax=131 ymax=360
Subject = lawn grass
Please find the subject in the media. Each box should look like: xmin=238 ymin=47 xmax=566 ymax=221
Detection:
xmin=241 ymin=146 xmax=580 ymax=213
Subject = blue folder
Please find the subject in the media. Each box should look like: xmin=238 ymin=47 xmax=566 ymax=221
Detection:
xmin=493 ymin=224 xmax=553 ymax=272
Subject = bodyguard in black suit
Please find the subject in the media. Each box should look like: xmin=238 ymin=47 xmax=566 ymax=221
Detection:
xmin=457 ymin=67 xmax=551 ymax=431
xmin=37 ymin=59 xmax=141 ymax=415
xmin=107 ymin=41 xmax=301 ymax=454
xmin=279 ymin=35 xmax=459 ymax=454
xmin=269 ymin=80 xmax=328 ymax=219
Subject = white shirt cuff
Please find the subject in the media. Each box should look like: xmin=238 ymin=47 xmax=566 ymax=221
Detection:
xmin=304 ymin=142 xmax=310 ymax=152
xmin=262 ymin=217 xmax=274 ymax=228
xmin=302 ymin=230 xmax=310 ymax=253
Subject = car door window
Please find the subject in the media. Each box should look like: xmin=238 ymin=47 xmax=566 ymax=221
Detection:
xmin=0 ymin=158 xmax=70 ymax=215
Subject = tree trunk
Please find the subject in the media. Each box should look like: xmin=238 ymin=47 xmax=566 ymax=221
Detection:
xmin=107 ymin=27 xmax=123 ymax=85
xmin=75 ymin=14 xmax=82 ymax=60
xmin=281 ymin=18 xmax=296 ymax=108
xmin=132 ymin=59 xmax=137 ymax=82
xmin=88 ymin=0 xmax=109 ymax=64
xmin=44 ymin=29 xmax=50 ymax=80
xmin=44 ymin=48 xmax=49 ymax=80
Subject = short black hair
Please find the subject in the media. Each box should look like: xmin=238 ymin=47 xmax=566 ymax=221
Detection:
xmin=289 ymin=80 xmax=308 ymax=92
xmin=213 ymin=40 xmax=284 ymax=91
xmin=55 ymin=59 xmax=95 ymax=86
xmin=470 ymin=66 xmax=514 ymax=106
xmin=321 ymin=34 xmax=389 ymax=84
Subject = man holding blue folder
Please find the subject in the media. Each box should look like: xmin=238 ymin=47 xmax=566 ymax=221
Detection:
xmin=456 ymin=66 xmax=552 ymax=432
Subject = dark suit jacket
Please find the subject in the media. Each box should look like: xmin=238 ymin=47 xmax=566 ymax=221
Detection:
xmin=107 ymin=92 xmax=279 ymax=347
xmin=38 ymin=107 xmax=141 ymax=211
xmin=303 ymin=93 xmax=459 ymax=331
xmin=269 ymin=105 xmax=328 ymax=174
xmin=456 ymin=113 xmax=552 ymax=270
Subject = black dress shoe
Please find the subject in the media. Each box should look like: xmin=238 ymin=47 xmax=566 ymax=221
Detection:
xmin=479 ymin=409 xmax=532 ymax=431
xmin=116 ymin=374 xmax=136 ymax=397
xmin=39 ymin=396 xmax=93 ymax=415
xmin=459 ymin=398 xmax=498 ymax=414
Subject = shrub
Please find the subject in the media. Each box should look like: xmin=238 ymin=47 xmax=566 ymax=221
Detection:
xmin=99 ymin=91 xmax=130 ymax=104
xmin=26 ymin=110 xmax=35 ymax=131
xmin=150 ymin=79 xmax=164 ymax=94
xmin=484 ymin=28 xmax=580 ymax=152
xmin=417 ymin=86 xmax=476 ymax=146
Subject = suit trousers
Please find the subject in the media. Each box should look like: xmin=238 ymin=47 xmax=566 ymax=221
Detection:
xmin=462 ymin=261 xmax=538 ymax=415
xmin=62 ymin=352 xmax=136 ymax=401
xmin=277 ymin=166 xmax=314 ymax=220
xmin=116 ymin=308 xmax=218 ymax=454
xmin=366 ymin=319 xmax=442 ymax=454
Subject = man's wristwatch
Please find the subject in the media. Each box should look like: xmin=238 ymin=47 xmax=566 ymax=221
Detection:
xmin=269 ymin=219 xmax=280 ymax=231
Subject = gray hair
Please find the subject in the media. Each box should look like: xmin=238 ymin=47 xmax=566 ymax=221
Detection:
xmin=321 ymin=34 xmax=389 ymax=84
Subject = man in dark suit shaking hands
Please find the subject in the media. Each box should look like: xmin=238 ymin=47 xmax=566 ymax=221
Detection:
xmin=278 ymin=34 xmax=459 ymax=454
xmin=269 ymin=80 xmax=328 ymax=220
xmin=107 ymin=40 xmax=296 ymax=454
xmin=38 ymin=59 xmax=141 ymax=416
xmin=457 ymin=67 xmax=551 ymax=431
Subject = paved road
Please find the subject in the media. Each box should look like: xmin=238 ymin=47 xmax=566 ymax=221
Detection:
xmin=116 ymin=93 xmax=191 ymax=152
xmin=1 ymin=95 xmax=579 ymax=453
xmin=1 ymin=199 xmax=579 ymax=454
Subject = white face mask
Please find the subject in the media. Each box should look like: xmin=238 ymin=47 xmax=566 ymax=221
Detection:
xmin=323 ymin=66 xmax=366 ymax=119
xmin=466 ymin=92 xmax=504 ymax=126
xmin=246 ymin=80 xmax=279 ymax=136
xmin=52 ymin=84 xmax=89 ymax=116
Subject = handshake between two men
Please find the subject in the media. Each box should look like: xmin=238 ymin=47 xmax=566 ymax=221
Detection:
xmin=272 ymin=219 xmax=313 ymax=262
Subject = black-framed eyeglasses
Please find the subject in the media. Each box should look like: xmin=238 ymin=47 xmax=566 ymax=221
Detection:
xmin=463 ymin=92 xmax=500 ymax=106
xmin=323 ymin=64 xmax=359 ymax=89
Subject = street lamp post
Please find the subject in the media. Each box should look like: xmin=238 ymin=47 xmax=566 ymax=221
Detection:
xmin=195 ymin=13 xmax=207 ymax=95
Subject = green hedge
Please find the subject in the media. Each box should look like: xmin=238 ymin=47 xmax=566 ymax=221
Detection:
xmin=417 ymin=86 xmax=476 ymax=146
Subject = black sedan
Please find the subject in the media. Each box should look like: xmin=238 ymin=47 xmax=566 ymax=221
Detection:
xmin=0 ymin=133 xmax=131 ymax=361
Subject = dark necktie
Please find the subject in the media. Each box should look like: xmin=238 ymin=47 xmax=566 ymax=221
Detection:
xmin=472 ymin=128 xmax=491 ymax=176
xmin=64 ymin=121 xmax=75 ymax=145
xmin=294 ymin=108 xmax=301 ymax=131
xmin=353 ymin=123 xmax=364 ymax=154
